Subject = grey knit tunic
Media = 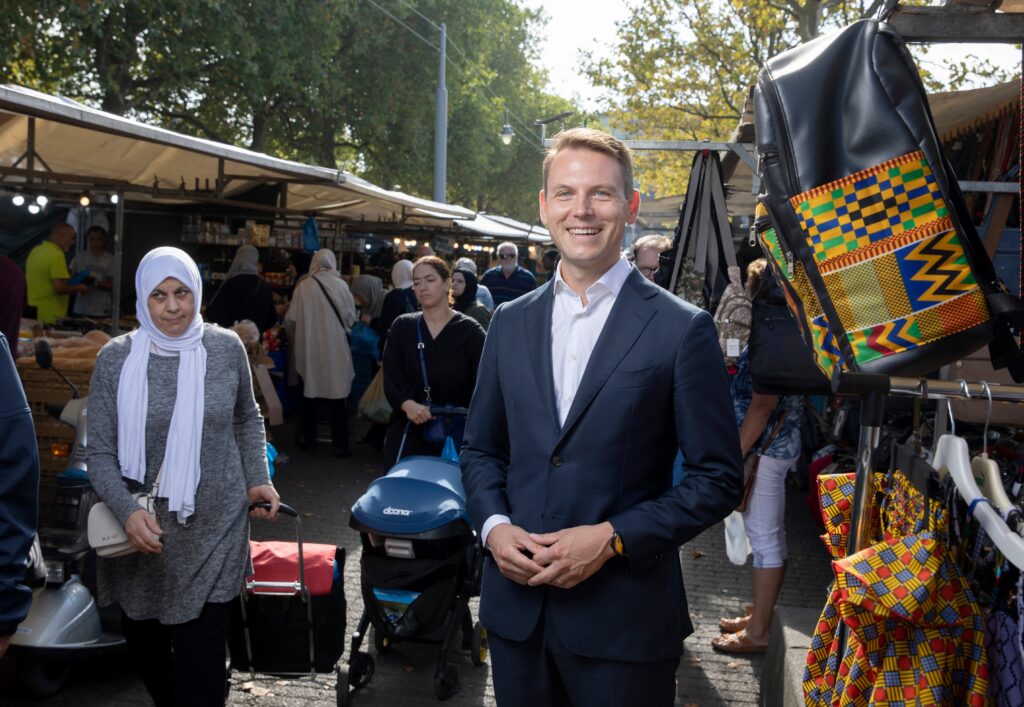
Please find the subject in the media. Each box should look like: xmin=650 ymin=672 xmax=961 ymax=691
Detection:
xmin=86 ymin=324 xmax=270 ymax=624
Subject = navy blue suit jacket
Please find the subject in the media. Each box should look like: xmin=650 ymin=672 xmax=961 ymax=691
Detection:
xmin=461 ymin=269 xmax=743 ymax=663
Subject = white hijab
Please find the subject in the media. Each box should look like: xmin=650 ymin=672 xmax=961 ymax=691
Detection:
xmin=391 ymin=259 xmax=414 ymax=289
xmin=117 ymin=247 xmax=207 ymax=522
xmin=225 ymin=244 xmax=260 ymax=279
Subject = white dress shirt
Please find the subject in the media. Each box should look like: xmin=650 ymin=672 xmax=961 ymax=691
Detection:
xmin=481 ymin=255 xmax=634 ymax=548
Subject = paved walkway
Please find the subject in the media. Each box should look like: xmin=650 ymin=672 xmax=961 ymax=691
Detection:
xmin=3 ymin=423 xmax=835 ymax=706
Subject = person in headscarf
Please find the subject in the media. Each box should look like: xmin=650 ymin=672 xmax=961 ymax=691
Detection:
xmin=452 ymin=268 xmax=491 ymax=331
xmin=350 ymin=274 xmax=385 ymax=321
xmin=285 ymin=249 xmax=358 ymax=457
xmin=86 ymin=246 xmax=278 ymax=706
xmin=204 ymin=244 xmax=277 ymax=333
xmin=379 ymin=258 xmax=418 ymax=340
xmin=455 ymin=256 xmax=494 ymax=311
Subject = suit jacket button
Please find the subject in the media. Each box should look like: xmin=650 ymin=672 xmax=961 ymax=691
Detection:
xmin=552 ymin=455 xmax=564 ymax=468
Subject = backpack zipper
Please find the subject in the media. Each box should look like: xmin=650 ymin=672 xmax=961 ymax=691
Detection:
xmin=757 ymin=73 xmax=800 ymax=196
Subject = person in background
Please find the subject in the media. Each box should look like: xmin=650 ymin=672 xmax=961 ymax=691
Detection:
xmin=455 ymin=257 xmax=494 ymax=312
xmin=351 ymin=274 xmax=385 ymax=328
xmin=632 ymin=234 xmax=673 ymax=283
xmin=285 ymin=249 xmax=358 ymax=458
xmin=415 ymin=243 xmax=435 ymax=259
xmin=539 ymin=248 xmax=560 ymax=283
xmin=0 ymin=255 xmax=26 ymax=346
xmin=0 ymin=332 xmax=39 ymax=659
xmin=26 ymin=222 xmax=88 ymax=325
xmin=382 ymin=256 xmax=485 ymax=465
xmin=349 ymin=273 xmax=386 ymax=405
xmin=452 ymin=268 xmax=491 ymax=331
xmin=86 ymin=247 xmax=278 ymax=705
xmin=712 ymin=258 xmax=804 ymax=655
xmin=379 ymin=259 xmax=418 ymax=340
xmin=205 ymin=244 xmax=277 ymax=334
xmin=71 ymin=226 xmax=115 ymax=317
xmin=479 ymin=242 xmax=536 ymax=307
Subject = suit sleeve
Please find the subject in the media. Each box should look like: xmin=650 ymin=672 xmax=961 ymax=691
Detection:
xmin=609 ymin=310 xmax=743 ymax=569
xmin=460 ymin=305 xmax=511 ymax=536
xmin=0 ymin=335 xmax=39 ymax=637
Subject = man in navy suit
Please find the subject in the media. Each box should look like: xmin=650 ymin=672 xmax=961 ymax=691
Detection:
xmin=461 ymin=128 xmax=743 ymax=706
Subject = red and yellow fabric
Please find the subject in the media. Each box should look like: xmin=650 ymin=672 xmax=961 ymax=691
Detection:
xmin=805 ymin=473 xmax=989 ymax=706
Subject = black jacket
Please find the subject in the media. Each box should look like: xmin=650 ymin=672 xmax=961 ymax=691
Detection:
xmin=0 ymin=333 xmax=39 ymax=637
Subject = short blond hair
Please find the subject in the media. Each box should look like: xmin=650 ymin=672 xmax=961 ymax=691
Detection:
xmin=542 ymin=127 xmax=634 ymax=198
xmin=632 ymin=235 xmax=672 ymax=260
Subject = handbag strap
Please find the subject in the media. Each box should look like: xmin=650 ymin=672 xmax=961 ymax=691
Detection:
xmin=312 ymin=276 xmax=347 ymax=333
xmin=415 ymin=316 xmax=432 ymax=404
xmin=757 ymin=411 xmax=787 ymax=455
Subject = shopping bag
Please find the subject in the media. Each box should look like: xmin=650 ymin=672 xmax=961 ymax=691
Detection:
xmin=441 ymin=437 xmax=459 ymax=463
xmin=357 ymin=369 xmax=392 ymax=424
xmin=723 ymin=511 xmax=750 ymax=565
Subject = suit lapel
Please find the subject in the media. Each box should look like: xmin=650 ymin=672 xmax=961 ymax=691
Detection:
xmin=524 ymin=282 xmax=560 ymax=432
xmin=556 ymin=270 xmax=657 ymax=445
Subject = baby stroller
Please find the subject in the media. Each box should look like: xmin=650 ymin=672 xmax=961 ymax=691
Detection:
xmin=343 ymin=407 xmax=485 ymax=703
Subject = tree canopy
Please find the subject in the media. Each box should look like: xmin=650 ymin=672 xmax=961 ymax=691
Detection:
xmin=0 ymin=0 xmax=571 ymax=222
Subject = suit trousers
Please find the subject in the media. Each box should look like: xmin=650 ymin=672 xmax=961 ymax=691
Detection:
xmin=120 ymin=600 xmax=231 ymax=707
xmin=488 ymin=596 xmax=679 ymax=707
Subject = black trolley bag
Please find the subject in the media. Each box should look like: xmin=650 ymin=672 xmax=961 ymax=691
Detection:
xmin=228 ymin=503 xmax=347 ymax=677
xmin=752 ymin=17 xmax=1024 ymax=386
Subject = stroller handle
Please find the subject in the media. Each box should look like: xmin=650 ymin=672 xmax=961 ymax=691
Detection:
xmin=428 ymin=405 xmax=470 ymax=416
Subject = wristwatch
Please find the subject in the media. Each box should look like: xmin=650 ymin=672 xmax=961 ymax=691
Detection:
xmin=609 ymin=529 xmax=626 ymax=557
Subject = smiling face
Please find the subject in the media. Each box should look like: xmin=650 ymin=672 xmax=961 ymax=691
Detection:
xmin=412 ymin=263 xmax=451 ymax=309
xmin=451 ymin=271 xmax=467 ymax=298
xmin=539 ymin=147 xmax=639 ymax=284
xmin=147 ymin=277 xmax=195 ymax=337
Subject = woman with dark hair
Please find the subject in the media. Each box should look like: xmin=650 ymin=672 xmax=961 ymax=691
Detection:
xmin=381 ymin=256 xmax=485 ymax=464
xmin=451 ymin=268 xmax=491 ymax=331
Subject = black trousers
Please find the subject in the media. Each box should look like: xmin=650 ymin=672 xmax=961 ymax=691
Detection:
xmin=120 ymin=601 xmax=231 ymax=707
xmin=488 ymin=600 xmax=679 ymax=707
xmin=299 ymin=393 xmax=350 ymax=455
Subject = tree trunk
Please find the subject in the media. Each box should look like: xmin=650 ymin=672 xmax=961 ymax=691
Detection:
xmin=250 ymin=112 xmax=269 ymax=153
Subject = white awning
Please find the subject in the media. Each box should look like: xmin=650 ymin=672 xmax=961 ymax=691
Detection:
xmin=0 ymin=84 xmax=475 ymax=223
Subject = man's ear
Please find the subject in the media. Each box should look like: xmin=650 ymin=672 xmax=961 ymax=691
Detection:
xmin=626 ymin=189 xmax=641 ymax=225
xmin=538 ymin=189 xmax=549 ymax=227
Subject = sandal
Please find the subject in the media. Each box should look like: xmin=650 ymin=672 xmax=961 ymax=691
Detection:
xmin=711 ymin=629 xmax=768 ymax=654
xmin=718 ymin=614 xmax=751 ymax=633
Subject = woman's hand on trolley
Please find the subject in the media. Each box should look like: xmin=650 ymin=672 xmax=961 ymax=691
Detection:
xmin=248 ymin=484 xmax=280 ymax=520
xmin=401 ymin=399 xmax=433 ymax=425
xmin=125 ymin=509 xmax=164 ymax=554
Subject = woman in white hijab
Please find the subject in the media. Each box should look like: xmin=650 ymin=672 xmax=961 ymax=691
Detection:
xmin=379 ymin=258 xmax=418 ymax=339
xmin=285 ymin=248 xmax=358 ymax=457
xmin=86 ymin=246 xmax=279 ymax=706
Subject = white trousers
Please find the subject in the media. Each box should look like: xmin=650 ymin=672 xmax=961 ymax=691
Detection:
xmin=741 ymin=454 xmax=798 ymax=569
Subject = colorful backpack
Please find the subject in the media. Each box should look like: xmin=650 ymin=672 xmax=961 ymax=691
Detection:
xmin=753 ymin=19 xmax=1023 ymax=384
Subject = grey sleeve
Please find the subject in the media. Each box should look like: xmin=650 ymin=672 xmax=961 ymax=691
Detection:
xmin=231 ymin=337 xmax=269 ymax=490
xmin=86 ymin=347 xmax=143 ymax=527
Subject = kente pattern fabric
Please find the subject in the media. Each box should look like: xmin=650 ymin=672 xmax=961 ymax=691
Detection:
xmin=758 ymin=151 xmax=991 ymax=377
xmin=880 ymin=470 xmax=948 ymax=541
xmin=817 ymin=472 xmax=883 ymax=561
xmin=805 ymin=474 xmax=990 ymax=706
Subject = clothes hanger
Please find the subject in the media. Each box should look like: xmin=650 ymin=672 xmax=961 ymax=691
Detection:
xmin=972 ymin=381 xmax=1015 ymax=513
xmin=936 ymin=381 xmax=1024 ymax=570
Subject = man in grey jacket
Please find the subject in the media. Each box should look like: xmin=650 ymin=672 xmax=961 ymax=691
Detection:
xmin=0 ymin=332 xmax=40 ymax=657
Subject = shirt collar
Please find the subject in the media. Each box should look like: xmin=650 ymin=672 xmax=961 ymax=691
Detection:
xmin=553 ymin=254 xmax=632 ymax=299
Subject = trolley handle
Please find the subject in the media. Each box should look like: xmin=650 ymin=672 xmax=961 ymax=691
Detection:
xmin=247 ymin=502 xmax=308 ymax=598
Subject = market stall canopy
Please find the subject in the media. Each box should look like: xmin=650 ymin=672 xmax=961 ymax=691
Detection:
xmin=411 ymin=210 xmax=552 ymax=244
xmin=0 ymin=84 xmax=475 ymax=224
xmin=928 ymin=78 xmax=1019 ymax=142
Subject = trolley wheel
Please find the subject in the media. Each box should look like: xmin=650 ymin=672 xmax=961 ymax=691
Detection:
xmin=336 ymin=667 xmax=350 ymax=706
xmin=434 ymin=664 xmax=458 ymax=700
xmin=349 ymin=652 xmax=375 ymax=689
xmin=372 ymin=627 xmax=392 ymax=654
xmin=16 ymin=658 xmax=72 ymax=698
xmin=470 ymin=622 xmax=488 ymax=667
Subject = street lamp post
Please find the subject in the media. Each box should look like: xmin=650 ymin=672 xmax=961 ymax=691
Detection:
xmin=433 ymin=22 xmax=447 ymax=204
xmin=500 ymin=108 xmax=515 ymax=145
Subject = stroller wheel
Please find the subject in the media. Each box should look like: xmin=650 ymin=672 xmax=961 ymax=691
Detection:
xmin=372 ymin=627 xmax=392 ymax=654
xmin=470 ymin=622 xmax=488 ymax=667
xmin=349 ymin=652 xmax=375 ymax=689
xmin=434 ymin=664 xmax=458 ymax=700
xmin=335 ymin=667 xmax=351 ymax=706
